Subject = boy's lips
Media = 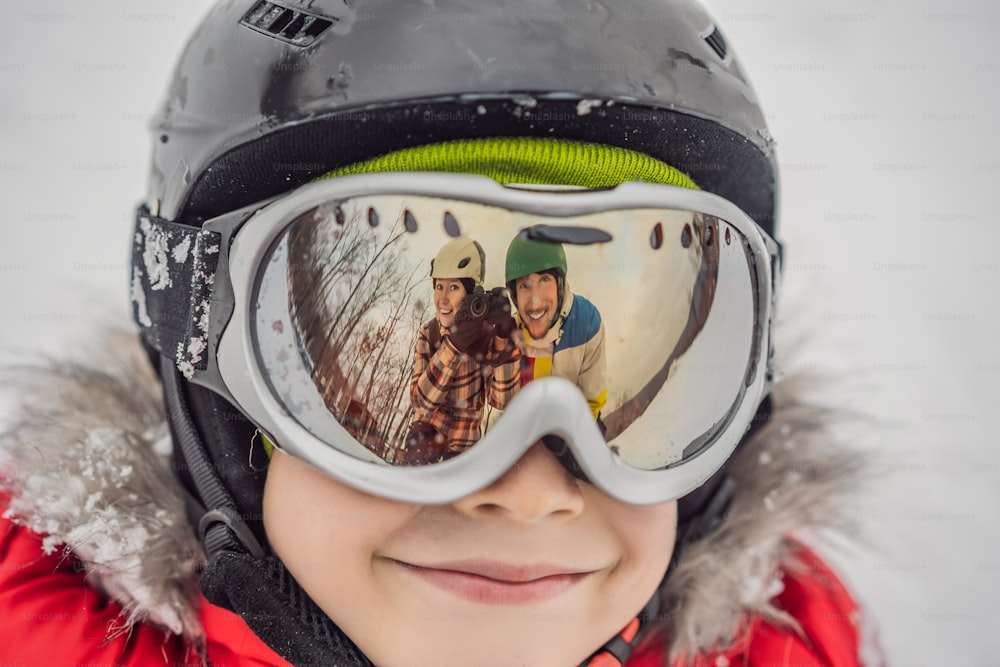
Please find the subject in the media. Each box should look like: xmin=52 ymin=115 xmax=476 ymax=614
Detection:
xmin=407 ymin=559 xmax=593 ymax=581
xmin=387 ymin=558 xmax=597 ymax=605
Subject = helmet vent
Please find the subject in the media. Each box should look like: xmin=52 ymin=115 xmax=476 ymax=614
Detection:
xmin=704 ymin=25 xmax=728 ymax=60
xmin=241 ymin=1 xmax=335 ymax=46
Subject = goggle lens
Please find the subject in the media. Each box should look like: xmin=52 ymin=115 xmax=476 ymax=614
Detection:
xmin=252 ymin=193 xmax=760 ymax=472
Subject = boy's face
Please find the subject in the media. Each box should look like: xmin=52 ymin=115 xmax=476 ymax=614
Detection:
xmin=264 ymin=444 xmax=677 ymax=667
xmin=433 ymin=278 xmax=467 ymax=329
xmin=514 ymin=272 xmax=559 ymax=340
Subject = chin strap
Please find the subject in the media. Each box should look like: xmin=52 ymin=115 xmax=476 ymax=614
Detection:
xmin=200 ymin=550 xmax=377 ymax=667
xmin=161 ymin=354 xmax=266 ymax=559
xmin=578 ymin=590 xmax=661 ymax=667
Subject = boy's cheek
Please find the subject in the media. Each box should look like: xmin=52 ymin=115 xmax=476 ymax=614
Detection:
xmin=590 ymin=495 xmax=677 ymax=601
xmin=262 ymin=451 xmax=419 ymax=563
xmin=609 ymin=498 xmax=678 ymax=577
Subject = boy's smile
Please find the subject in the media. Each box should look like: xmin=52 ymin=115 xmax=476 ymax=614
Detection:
xmin=385 ymin=557 xmax=597 ymax=605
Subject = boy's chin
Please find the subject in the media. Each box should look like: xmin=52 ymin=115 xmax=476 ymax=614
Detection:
xmin=351 ymin=610 xmax=613 ymax=667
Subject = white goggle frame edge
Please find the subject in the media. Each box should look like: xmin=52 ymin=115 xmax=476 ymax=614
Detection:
xmin=200 ymin=172 xmax=779 ymax=505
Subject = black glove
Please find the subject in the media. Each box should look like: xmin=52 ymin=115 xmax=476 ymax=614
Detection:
xmin=484 ymin=287 xmax=517 ymax=339
xmin=448 ymin=298 xmax=493 ymax=352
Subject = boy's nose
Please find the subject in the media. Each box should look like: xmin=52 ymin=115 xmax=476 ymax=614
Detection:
xmin=451 ymin=442 xmax=585 ymax=522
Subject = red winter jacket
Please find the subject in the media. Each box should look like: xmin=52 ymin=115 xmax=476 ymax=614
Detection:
xmin=0 ymin=509 xmax=866 ymax=667
xmin=626 ymin=545 xmax=867 ymax=667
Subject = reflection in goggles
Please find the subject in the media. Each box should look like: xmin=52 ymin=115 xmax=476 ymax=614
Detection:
xmin=254 ymin=195 xmax=755 ymax=470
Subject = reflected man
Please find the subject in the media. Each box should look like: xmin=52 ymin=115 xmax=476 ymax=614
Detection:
xmin=406 ymin=237 xmax=520 ymax=463
xmin=505 ymin=232 xmax=608 ymax=425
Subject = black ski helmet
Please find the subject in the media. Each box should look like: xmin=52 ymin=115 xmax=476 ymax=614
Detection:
xmin=147 ymin=0 xmax=779 ymax=561
xmin=150 ymin=0 xmax=777 ymax=230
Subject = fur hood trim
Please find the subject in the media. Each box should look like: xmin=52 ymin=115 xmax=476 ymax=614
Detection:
xmin=658 ymin=373 xmax=866 ymax=658
xmin=0 ymin=328 xmax=864 ymax=656
xmin=0 ymin=330 xmax=204 ymax=638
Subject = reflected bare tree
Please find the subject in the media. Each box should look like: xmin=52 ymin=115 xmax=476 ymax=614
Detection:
xmin=287 ymin=205 xmax=430 ymax=459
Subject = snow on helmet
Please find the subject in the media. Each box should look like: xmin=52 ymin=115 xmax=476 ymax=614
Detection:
xmin=141 ymin=0 xmax=780 ymax=563
xmin=430 ymin=237 xmax=486 ymax=285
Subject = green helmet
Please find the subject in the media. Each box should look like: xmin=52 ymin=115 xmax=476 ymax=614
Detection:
xmin=505 ymin=233 xmax=568 ymax=284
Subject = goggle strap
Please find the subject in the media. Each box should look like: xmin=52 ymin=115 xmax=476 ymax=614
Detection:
xmin=130 ymin=205 xmax=221 ymax=379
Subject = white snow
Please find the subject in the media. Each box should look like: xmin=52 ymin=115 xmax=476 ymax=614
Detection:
xmin=143 ymin=423 xmax=172 ymax=457
xmin=186 ymin=336 xmax=206 ymax=362
xmin=196 ymin=299 xmax=211 ymax=333
xmin=41 ymin=535 xmax=63 ymax=556
xmin=171 ymin=236 xmax=191 ymax=264
xmin=139 ymin=217 xmax=172 ymax=291
xmin=0 ymin=1 xmax=997 ymax=663
xmin=575 ymin=99 xmax=602 ymax=116
xmin=175 ymin=340 xmax=196 ymax=379
xmin=129 ymin=266 xmax=152 ymax=327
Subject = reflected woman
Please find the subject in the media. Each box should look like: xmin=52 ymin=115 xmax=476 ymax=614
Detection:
xmin=505 ymin=233 xmax=608 ymax=426
xmin=405 ymin=237 xmax=520 ymax=464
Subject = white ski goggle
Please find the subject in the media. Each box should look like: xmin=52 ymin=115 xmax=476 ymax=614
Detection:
xmin=131 ymin=173 xmax=780 ymax=505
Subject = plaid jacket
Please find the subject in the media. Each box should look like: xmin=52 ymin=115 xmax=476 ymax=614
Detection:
xmin=409 ymin=321 xmax=520 ymax=451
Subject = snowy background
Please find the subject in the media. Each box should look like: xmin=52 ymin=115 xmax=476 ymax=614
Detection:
xmin=1 ymin=1 xmax=997 ymax=663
